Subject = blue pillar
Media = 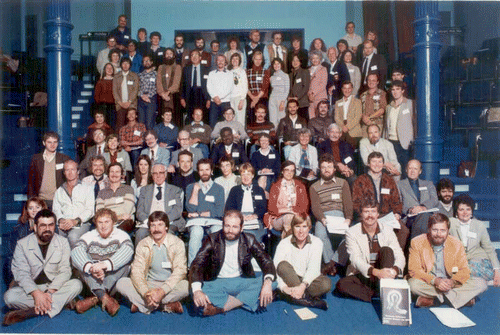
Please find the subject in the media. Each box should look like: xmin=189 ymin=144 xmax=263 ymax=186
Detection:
xmin=413 ymin=2 xmax=442 ymax=183
xmin=44 ymin=0 xmax=74 ymax=158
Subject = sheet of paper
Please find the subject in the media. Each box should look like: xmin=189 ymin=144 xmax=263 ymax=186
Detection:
xmin=258 ymin=171 xmax=275 ymax=176
xmin=243 ymin=218 xmax=260 ymax=230
xmin=378 ymin=212 xmax=401 ymax=229
xmin=294 ymin=307 xmax=317 ymax=320
xmin=429 ymin=307 xmax=476 ymax=328
xmin=326 ymin=216 xmax=349 ymax=234
xmin=185 ymin=218 xmax=222 ymax=228
xmin=407 ymin=207 xmax=439 ymax=218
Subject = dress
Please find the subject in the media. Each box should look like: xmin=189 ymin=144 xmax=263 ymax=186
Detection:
xmin=268 ymin=70 xmax=290 ymax=127
xmin=308 ymin=65 xmax=328 ymax=119
xmin=230 ymin=67 xmax=249 ymax=127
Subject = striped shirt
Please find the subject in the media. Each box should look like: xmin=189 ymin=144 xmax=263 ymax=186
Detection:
xmin=96 ymin=184 xmax=136 ymax=220
xmin=309 ymin=177 xmax=353 ymax=221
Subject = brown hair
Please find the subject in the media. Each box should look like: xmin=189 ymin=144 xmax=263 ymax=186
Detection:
xmin=18 ymin=197 xmax=47 ymax=225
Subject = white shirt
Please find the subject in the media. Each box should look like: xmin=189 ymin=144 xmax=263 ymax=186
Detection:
xmin=459 ymin=221 xmax=471 ymax=248
xmin=150 ymin=182 xmax=166 ymax=215
xmin=230 ymin=67 xmax=248 ymax=99
xmin=53 ymin=182 xmax=95 ymax=223
xmin=343 ymin=96 xmax=352 ymax=120
xmin=207 ymin=69 xmax=234 ymax=103
xmin=241 ymin=185 xmax=254 ymax=213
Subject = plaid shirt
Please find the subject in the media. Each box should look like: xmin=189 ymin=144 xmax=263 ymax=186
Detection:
xmin=138 ymin=70 xmax=157 ymax=98
xmin=119 ymin=122 xmax=146 ymax=144
xmin=247 ymin=66 xmax=269 ymax=97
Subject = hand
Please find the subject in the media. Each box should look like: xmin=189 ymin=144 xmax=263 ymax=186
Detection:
xmin=180 ymin=98 xmax=186 ymax=108
xmin=261 ymin=168 xmax=272 ymax=174
xmin=259 ymin=278 xmax=273 ymax=307
xmin=119 ymin=214 xmax=131 ymax=221
xmin=192 ymin=183 xmax=201 ymax=193
xmin=493 ymin=270 xmax=500 ymax=287
xmin=394 ymin=213 xmax=401 ymax=221
xmin=187 ymin=212 xmax=199 ymax=218
xmin=238 ymin=100 xmax=244 ymax=110
xmin=200 ymin=211 xmax=210 ymax=217
xmin=410 ymin=206 xmax=426 ymax=215
xmin=342 ymin=125 xmax=349 ymax=133
xmin=141 ymin=94 xmax=150 ymax=103
xmin=159 ymin=142 xmax=168 ymax=148
xmin=123 ymin=102 xmax=131 ymax=109
xmin=145 ymin=288 xmax=165 ymax=309
xmin=327 ymin=86 xmax=334 ymax=95
xmin=308 ymin=91 xmax=314 ymax=102
xmin=279 ymin=101 xmax=285 ymax=112
xmin=290 ymin=283 xmax=306 ymax=300
xmin=321 ymin=218 xmax=328 ymax=227
xmin=167 ymin=164 xmax=176 ymax=173
xmin=344 ymin=219 xmax=352 ymax=227
xmin=308 ymin=171 xmax=315 ymax=178
xmin=193 ymin=290 xmax=211 ymax=308
xmin=213 ymin=97 xmax=221 ymax=105
xmin=206 ymin=100 xmax=211 ymax=109
xmin=250 ymin=99 xmax=257 ymax=108
xmin=32 ymin=290 xmax=52 ymax=315
xmin=373 ymin=268 xmax=397 ymax=279
xmin=362 ymin=115 xmax=372 ymax=125
xmin=434 ymin=277 xmax=453 ymax=292
xmin=59 ymin=219 xmax=75 ymax=231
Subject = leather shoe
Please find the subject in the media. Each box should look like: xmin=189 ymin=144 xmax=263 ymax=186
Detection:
xmin=130 ymin=304 xmax=139 ymax=313
xmin=2 ymin=308 xmax=37 ymax=326
xmin=415 ymin=296 xmax=434 ymax=308
xmin=101 ymin=293 xmax=120 ymax=316
xmin=163 ymin=301 xmax=184 ymax=314
xmin=65 ymin=298 xmax=77 ymax=310
xmin=203 ymin=303 xmax=224 ymax=316
xmin=287 ymin=295 xmax=328 ymax=310
xmin=464 ymin=298 xmax=475 ymax=307
xmin=75 ymin=296 xmax=99 ymax=314
xmin=322 ymin=260 xmax=337 ymax=277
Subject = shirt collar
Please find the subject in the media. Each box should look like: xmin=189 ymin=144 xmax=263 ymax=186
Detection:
xmin=320 ymin=177 xmax=336 ymax=185
xmin=43 ymin=150 xmax=56 ymax=162
xmin=291 ymin=234 xmax=312 ymax=248
xmin=192 ymin=121 xmax=204 ymax=126
xmin=199 ymin=179 xmax=214 ymax=192
xmin=361 ymin=223 xmax=381 ymax=236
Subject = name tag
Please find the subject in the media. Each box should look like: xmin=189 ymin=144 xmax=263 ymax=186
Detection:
xmin=205 ymin=195 xmax=215 ymax=202
xmin=168 ymin=199 xmax=176 ymax=206
xmin=165 ymin=73 xmax=169 ymax=78
xmin=296 ymin=78 xmax=302 ymax=84
xmin=117 ymin=157 xmax=124 ymax=163
xmin=201 ymin=60 xmax=207 ymax=64
xmin=344 ymin=156 xmax=352 ymax=164
xmin=149 ymin=77 xmax=155 ymax=82
xmin=418 ymin=186 xmax=428 ymax=191
xmin=371 ymin=65 xmax=378 ymax=71
xmin=467 ymin=231 xmax=477 ymax=239
xmin=452 ymin=266 xmax=458 ymax=274
xmin=269 ymin=154 xmax=276 ymax=159
xmin=168 ymin=124 xmax=174 ymax=129
xmin=331 ymin=193 xmax=340 ymax=200
xmin=248 ymin=50 xmax=253 ymax=55
xmin=232 ymin=152 xmax=240 ymax=158
xmin=256 ymin=76 xmax=262 ymax=81
xmin=127 ymin=80 xmax=133 ymax=85
xmin=294 ymin=124 xmax=302 ymax=129
xmin=349 ymin=69 xmax=354 ymax=73
xmin=56 ymin=163 xmax=64 ymax=170
xmin=402 ymin=109 xmax=410 ymax=115
xmin=331 ymin=71 xmax=338 ymax=75
xmin=115 ymin=197 xmax=124 ymax=204
xmin=276 ymin=77 xmax=282 ymax=81
xmin=158 ymin=52 xmax=163 ymax=56
xmin=370 ymin=253 xmax=378 ymax=262
xmin=198 ymin=128 xmax=205 ymax=133
xmin=255 ymin=195 xmax=263 ymax=200
xmin=185 ymin=56 xmax=189 ymax=59
xmin=373 ymin=95 xmax=380 ymax=100
xmin=124 ymin=35 xmax=130 ymax=39
xmin=338 ymin=102 xmax=344 ymax=107
xmin=203 ymin=75 xmax=208 ymax=79
xmin=381 ymin=188 xmax=390 ymax=195
xmin=133 ymin=130 xmax=141 ymax=136
xmin=162 ymin=261 xmax=172 ymax=269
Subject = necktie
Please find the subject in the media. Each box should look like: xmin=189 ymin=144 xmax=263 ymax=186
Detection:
xmin=94 ymin=176 xmax=103 ymax=199
xmin=156 ymin=186 xmax=162 ymax=201
xmin=97 ymin=146 xmax=101 ymax=156
xmin=151 ymin=149 xmax=155 ymax=160
xmin=410 ymin=179 xmax=420 ymax=201
xmin=193 ymin=66 xmax=198 ymax=87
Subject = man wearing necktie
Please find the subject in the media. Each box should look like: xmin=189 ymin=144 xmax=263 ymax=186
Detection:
xmin=360 ymin=40 xmax=386 ymax=92
xmin=265 ymin=32 xmax=288 ymax=72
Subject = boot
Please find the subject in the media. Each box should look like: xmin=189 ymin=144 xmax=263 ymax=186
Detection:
xmin=101 ymin=293 xmax=120 ymax=316
xmin=75 ymin=296 xmax=99 ymax=314
xmin=2 ymin=308 xmax=38 ymax=326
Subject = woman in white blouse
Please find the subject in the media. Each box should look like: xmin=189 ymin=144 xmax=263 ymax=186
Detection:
xmin=268 ymin=58 xmax=290 ymax=127
xmin=228 ymin=53 xmax=249 ymax=127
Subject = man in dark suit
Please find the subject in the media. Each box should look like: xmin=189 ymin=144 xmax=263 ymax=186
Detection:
xmin=210 ymin=127 xmax=248 ymax=173
xmin=79 ymin=129 xmax=106 ymax=178
xmin=326 ymin=47 xmax=350 ymax=109
xmin=136 ymin=163 xmax=185 ymax=244
xmin=180 ymin=50 xmax=210 ymax=124
xmin=27 ymin=131 xmax=71 ymax=207
xmin=360 ymin=40 xmax=387 ymax=91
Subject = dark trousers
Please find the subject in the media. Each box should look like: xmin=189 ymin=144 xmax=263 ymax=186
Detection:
xmin=116 ymin=108 xmax=129 ymax=130
xmin=209 ymin=101 xmax=230 ymax=128
xmin=277 ymin=261 xmax=332 ymax=298
xmin=138 ymin=96 xmax=158 ymax=130
xmin=390 ymin=140 xmax=410 ymax=178
xmin=335 ymin=246 xmax=395 ymax=302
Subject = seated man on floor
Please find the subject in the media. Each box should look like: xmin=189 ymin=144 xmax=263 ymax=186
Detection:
xmin=397 ymin=159 xmax=439 ymax=239
xmin=335 ymin=198 xmax=405 ymax=302
xmin=136 ymin=163 xmax=185 ymax=244
xmin=359 ymin=124 xmax=400 ymax=178
xmin=117 ymin=211 xmax=189 ymax=314
xmin=185 ymin=159 xmax=225 ymax=265
xmin=71 ymin=208 xmax=134 ymax=316
xmin=189 ymin=210 xmax=276 ymax=316
xmin=310 ymin=154 xmax=353 ymax=276
xmin=52 ymin=160 xmax=94 ymax=249
xmin=408 ymin=213 xmax=487 ymax=308
xmin=274 ymin=214 xmax=331 ymax=310
xmin=3 ymin=210 xmax=82 ymax=326
xmin=437 ymin=178 xmax=455 ymax=217
xmin=170 ymin=150 xmax=199 ymax=193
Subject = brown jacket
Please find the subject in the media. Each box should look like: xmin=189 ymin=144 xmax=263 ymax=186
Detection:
xmin=112 ymin=71 xmax=140 ymax=111
xmin=156 ymin=64 xmax=182 ymax=96
xmin=334 ymin=96 xmax=363 ymax=139
xmin=27 ymin=152 xmax=71 ymax=198
xmin=352 ymin=173 xmax=402 ymax=216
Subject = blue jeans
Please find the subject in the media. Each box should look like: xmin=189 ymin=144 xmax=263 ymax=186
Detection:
xmin=209 ymin=101 xmax=230 ymax=128
xmin=390 ymin=140 xmax=410 ymax=178
xmin=314 ymin=210 xmax=344 ymax=263
xmin=138 ymin=95 xmax=158 ymax=130
xmin=188 ymin=224 xmax=222 ymax=266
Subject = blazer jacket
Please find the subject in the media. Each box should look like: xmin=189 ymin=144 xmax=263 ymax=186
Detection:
xmin=136 ymin=183 xmax=185 ymax=229
xmin=326 ymin=60 xmax=350 ymax=103
xmin=334 ymin=97 xmax=363 ymax=138
xmin=225 ymin=184 xmax=268 ymax=221
xmin=140 ymin=146 xmax=170 ymax=167
xmin=408 ymin=233 xmax=470 ymax=285
xmin=210 ymin=142 xmax=248 ymax=167
xmin=360 ymin=53 xmax=387 ymax=90
xmin=189 ymin=230 xmax=276 ymax=283
xmin=317 ymin=139 xmax=356 ymax=172
xmin=352 ymin=173 xmax=402 ymax=216
xmin=156 ymin=63 xmax=182 ymax=96
xmin=12 ymin=233 xmax=72 ymax=294
xmin=384 ymin=98 xmax=414 ymax=150
xmin=112 ymin=71 xmax=140 ymax=110
xmin=181 ymin=64 xmax=210 ymax=102
xmin=289 ymin=68 xmax=311 ymax=108
xmin=346 ymin=222 xmax=405 ymax=278
xmin=266 ymin=44 xmax=288 ymax=72
xmin=288 ymin=144 xmax=319 ymax=175
xmin=264 ymin=178 xmax=309 ymax=228
xmin=397 ymin=178 xmax=438 ymax=215
xmin=27 ymin=152 xmax=71 ymax=198
xmin=449 ymin=218 xmax=500 ymax=269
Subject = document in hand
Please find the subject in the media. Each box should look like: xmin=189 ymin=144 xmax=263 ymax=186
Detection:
xmin=378 ymin=212 xmax=401 ymax=229
xmin=380 ymin=278 xmax=412 ymax=326
xmin=185 ymin=218 xmax=223 ymax=228
xmin=429 ymin=308 xmax=476 ymax=328
xmin=407 ymin=207 xmax=438 ymax=218
xmin=325 ymin=215 xmax=349 ymax=234
xmin=243 ymin=218 xmax=260 ymax=230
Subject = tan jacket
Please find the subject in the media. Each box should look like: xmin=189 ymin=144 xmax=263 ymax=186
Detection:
xmin=112 ymin=71 xmax=140 ymax=111
xmin=156 ymin=64 xmax=182 ymax=95
xmin=334 ymin=96 xmax=362 ymax=138
xmin=130 ymin=234 xmax=187 ymax=297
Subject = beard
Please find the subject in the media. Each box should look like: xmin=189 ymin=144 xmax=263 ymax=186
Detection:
xmin=163 ymin=58 xmax=175 ymax=66
xmin=438 ymin=195 xmax=453 ymax=204
xmin=144 ymin=64 xmax=153 ymax=70
xmin=38 ymin=231 xmax=53 ymax=244
xmin=200 ymin=174 xmax=211 ymax=182
xmin=320 ymin=172 xmax=334 ymax=181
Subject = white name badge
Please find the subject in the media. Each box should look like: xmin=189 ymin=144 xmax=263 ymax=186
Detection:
xmin=337 ymin=102 xmax=344 ymax=107
xmin=165 ymin=73 xmax=169 ymax=78
xmin=56 ymin=163 xmax=64 ymax=170
xmin=331 ymin=71 xmax=338 ymax=75
xmin=127 ymin=80 xmax=134 ymax=85
xmin=185 ymin=56 xmax=189 ymax=59
xmin=344 ymin=156 xmax=352 ymax=164
xmin=451 ymin=266 xmax=458 ymax=273
xmin=133 ymin=130 xmax=141 ymax=136
xmin=232 ymin=152 xmax=240 ymax=158
xmin=198 ymin=128 xmax=205 ymax=132
xmin=117 ymin=157 xmax=124 ymax=163
xmin=294 ymin=124 xmax=302 ymax=129
xmin=373 ymin=95 xmax=380 ymax=100
xmin=256 ymin=76 xmax=262 ymax=81
xmin=248 ymin=50 xmax=253 ymax=55
xmin=201 ymin=60 xmax=207 ymax=64
xmin=115 ymin=197 xmax=124 ymax=204
xmin=381 ymin=188 xmax=390 ymax=195
xmin=402 ymin=109 xmax=410 ymax=115
xmin=371 ymin=65 xmax=378 ymax=71
xmin=331 ymin=193 xmax=340 ymax=200
xmin=418 ymin=186 xmax=428 ymax=191
xmin=255 ymin=195 xmax=263 ymax=200
xmin=168 ymin=124 xmax=174 ymax=129
xmin=149 ymin=77 xmax=155 ymax=82
xmin=467 ymin=231 xmax=477 ymax=239
xmin=162 ymin=261 xmax=172 ymax=269
xmin=349 ymin=69 xmax=354 ymax=73
xmin=205 ymin=195 xmax=215 ymax=202
xmin=124 ymin=35 xmax=130 ymax=39
xmin=168 ymin=199 xmax=176 ymax=206
xmin=269 ymin=154 xmax=276 ymax=159
xmin=157 ymin=52 xmax=163 ymax=56
xmin=203 ymin=75 xmax=209 ymax=79
xmin=370 ymin=253 xmax=378 ymax=262
xmin=276 ymin=77 xmax=282 ymax=81
xmin=296 ymin=78 xmax=302 ymax=84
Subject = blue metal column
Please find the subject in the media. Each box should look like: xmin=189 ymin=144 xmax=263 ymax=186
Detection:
xmin=413 ymin=2 xmax=442 ymax=182
xmin=44 ymin=0 xmax=74 ymax=158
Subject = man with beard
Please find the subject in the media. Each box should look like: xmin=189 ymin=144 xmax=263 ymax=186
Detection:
xmin=244 ymin=30 xmax=265 ymax=70
xmin=117 ymin=211 xmax=188 ymax=314
xmin=181 ymin=51 xmax=210 ymax=123
xmin=436 ymin=178 xmax=454 ymax=217
xmin=310 ymin=154 xmax=353 ymax=276
xmin=185 ymin=159 xmax=225 ymax=265
xmin=81 ymin=155 xmax=109 ymax=199
xmin=194 ymin=36 xmax=211 ymax=68
xmin=137 ymin=55 xmax=158 ymax=130
xmin=173 ymin=34 xmax=190 ymax=68
xmin=3 ymin=210 xmax=82 ymax=326
xmin=71 ymin=208 xmax=134 ymax=315
xmin=189 ymin=210 xmax=276 ymax=316
xmin=335 ymin=198 xmax=405 ymax=302
xmin=408 ymin=213 xmax=487 ymax=308
xmin=156 ymin=48 xmax=182 ymax=126
xmin=308 ymin=100 xmax=333 ymax=143
xmin=359 ymin=124 xmax=400 ymax=178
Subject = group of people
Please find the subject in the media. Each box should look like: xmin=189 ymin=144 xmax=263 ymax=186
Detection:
xmin=2 ymin=15 xmax=498 ymax=327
